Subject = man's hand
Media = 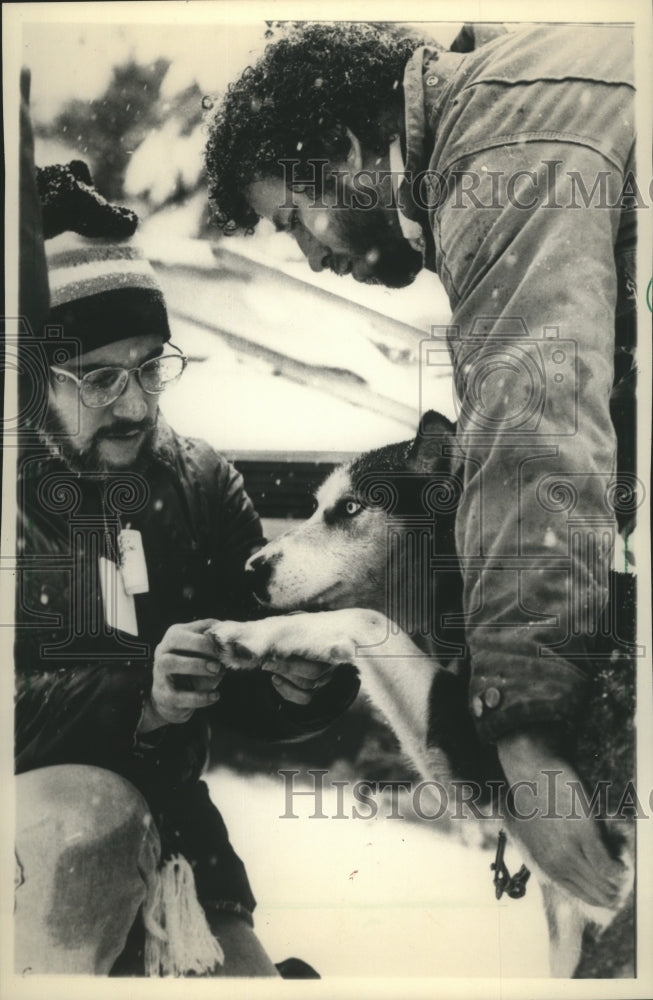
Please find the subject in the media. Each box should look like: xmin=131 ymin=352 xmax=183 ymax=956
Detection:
xmin=208 ymin=614 xmax=356 ymax=706
xmin=261 ymin=657 xmax=339 ymax=705
xmin=139 ymin=619 xmax=225 ymax=732
xmin=497 ymin=730 xmax=628 ymax=909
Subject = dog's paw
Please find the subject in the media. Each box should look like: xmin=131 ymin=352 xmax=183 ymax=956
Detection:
xmin=207 ymin=620 xmax=271 ymax=670
xmin=207 ymin=613 xmax=361 ymax=671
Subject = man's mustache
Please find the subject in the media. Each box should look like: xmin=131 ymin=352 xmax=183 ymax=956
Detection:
xmin=95 ymin=419 xmax=156 ymax=440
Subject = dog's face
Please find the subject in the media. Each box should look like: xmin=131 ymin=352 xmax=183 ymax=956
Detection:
xmin=246 ymin=410 xmax=457 ymax=613
xmin=247 ymin=464 xmax=391 ymax=611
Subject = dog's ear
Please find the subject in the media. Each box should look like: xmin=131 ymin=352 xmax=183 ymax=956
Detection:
xmin=407 ymin=410 xmax=456 ymax=473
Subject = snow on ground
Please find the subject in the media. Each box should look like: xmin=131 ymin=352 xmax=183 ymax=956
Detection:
xmin=155 ymin=257 xmax=431 ymax=397
xmin=207 ymin=767 xmax=550 ymax=978
xmin=160 ymin=318 xmax=415 ymax=453
xmin=156 ymin=263 xmax=457 ymax=453
xmin=209 ymin=222 xmax=453 ymax=340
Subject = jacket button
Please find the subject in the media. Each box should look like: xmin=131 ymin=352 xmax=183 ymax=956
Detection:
xmin=471 ymin=695 xmax=484 ymax=718
xmin=426 ymin=75 xmax=440 ymax=87
xmin=484 ymin=687 xmax=501 ymax=709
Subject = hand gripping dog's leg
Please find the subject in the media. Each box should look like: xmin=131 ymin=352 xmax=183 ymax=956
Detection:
xmin=208 ymin=610 xmax=451 ymax=786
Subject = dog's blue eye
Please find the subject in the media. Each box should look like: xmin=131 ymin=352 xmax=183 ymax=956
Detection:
xmin=343 ymin=500 xmax=362 ymax=517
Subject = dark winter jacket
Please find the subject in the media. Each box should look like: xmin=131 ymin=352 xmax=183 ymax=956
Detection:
xmin=14 ymin=416 xmax=360 ymax=912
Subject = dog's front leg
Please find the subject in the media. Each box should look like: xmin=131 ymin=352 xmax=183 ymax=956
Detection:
xmin=341 ymin=612 xmax=452 ymax=786
xmin=540 ymin=881 xmax=586 ymax=977
xmin=208 ymin=610 xmax=449 ymax=785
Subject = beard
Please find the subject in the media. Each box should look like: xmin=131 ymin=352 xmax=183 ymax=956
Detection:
xmin=40 ymin=408 xmax=158 ymax=475
xmin=327 ymin=201 xmax=422 ymax=289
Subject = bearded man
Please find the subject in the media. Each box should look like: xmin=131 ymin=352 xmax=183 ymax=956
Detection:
xmin=204 ymin=21 xmax=638 ymax=923
xmin=14 ymin=162 xmax=357 ymax=976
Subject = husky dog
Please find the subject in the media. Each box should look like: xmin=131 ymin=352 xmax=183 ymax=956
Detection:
xmin=209 ymin=411 xmax=634 ymax=977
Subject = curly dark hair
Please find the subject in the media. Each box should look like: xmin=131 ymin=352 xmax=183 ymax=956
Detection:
xmin=205 ymin=22 xmax=434 ymax=232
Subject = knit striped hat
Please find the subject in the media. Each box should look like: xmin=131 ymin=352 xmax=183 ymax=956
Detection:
xmin=45 ymin=231 xmax=170 ymax=354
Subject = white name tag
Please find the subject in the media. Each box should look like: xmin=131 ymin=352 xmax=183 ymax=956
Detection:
xmin=99 ymin=556 xmax=139 ymax=636
xmin=118 ymin=529 xmax=149 ymax=595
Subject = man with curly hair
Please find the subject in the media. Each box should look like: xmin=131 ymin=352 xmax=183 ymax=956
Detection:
xmin=205 ymin=21 xmax=429 ymax=286
xmin=205 ymin=19 xmax=637 ymax=958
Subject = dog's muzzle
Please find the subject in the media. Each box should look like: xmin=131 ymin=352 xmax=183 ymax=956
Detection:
xmin=245 ymin=550 xmax=278 ymax=603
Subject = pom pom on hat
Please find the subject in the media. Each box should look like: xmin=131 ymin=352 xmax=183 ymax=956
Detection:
xmin=37 ymin=161 xmax=138 ymax=240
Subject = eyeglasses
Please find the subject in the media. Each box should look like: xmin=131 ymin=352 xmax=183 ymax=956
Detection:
xmin=50 ymin=344 xmax=188 ymax=409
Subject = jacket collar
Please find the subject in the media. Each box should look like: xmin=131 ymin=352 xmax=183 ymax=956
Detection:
xmin=401 ymin=45 xmax=466 ymax=189
xmin=396 ymin=46 xmax=465 ymax=270
xmin=149 ymin=414 xmax=180 ymax=469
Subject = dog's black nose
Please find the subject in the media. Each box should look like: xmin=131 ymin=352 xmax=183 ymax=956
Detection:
xmin=246 ymin=551 xmax=275 ymax=601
